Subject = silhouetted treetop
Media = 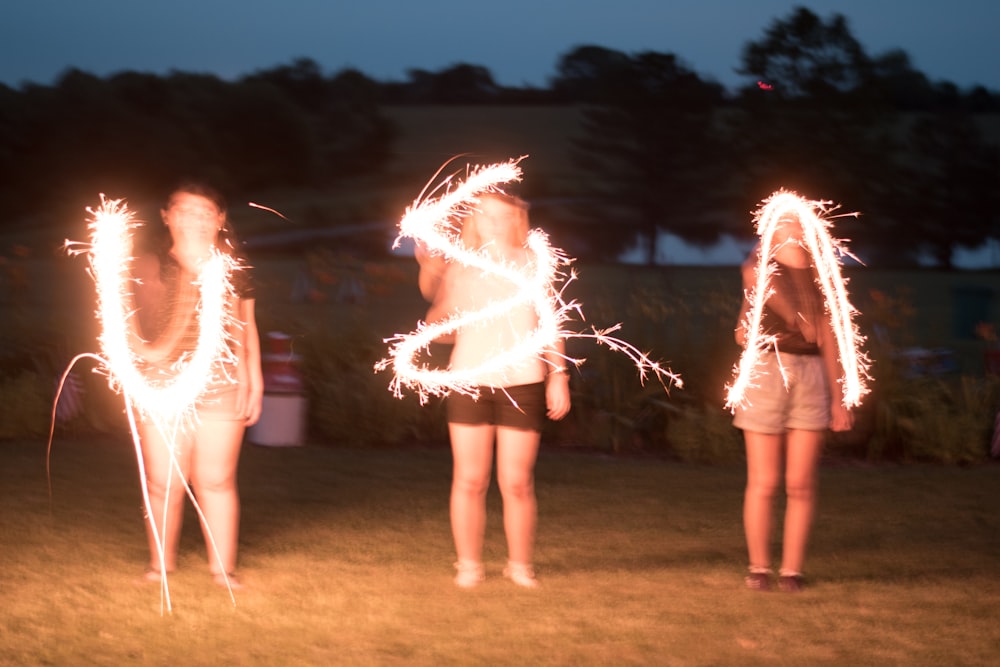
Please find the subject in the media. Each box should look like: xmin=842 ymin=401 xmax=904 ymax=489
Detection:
xmin=738 ymin=6 xmax=870 ymax=98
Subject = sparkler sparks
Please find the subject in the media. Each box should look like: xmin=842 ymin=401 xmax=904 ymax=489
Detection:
xmin=81 ymin=197 xmax=239 ymax=422
xmin=725 ymin=190 xmax=871 ymax=411
xmin=376 ymin=158 xmax=681 ymax=402
xmin=58 ymin=195 xmax=242 ymax=612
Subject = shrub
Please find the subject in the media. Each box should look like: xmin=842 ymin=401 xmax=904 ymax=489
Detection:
xmin=555 ymin=272 xmax=740 ymax=458
xmin=664 ymin=401 xmax=745 ymax=464
xmin=296 ymin=329 xmax=448 ymax=447
xmin=0 ymin=370 xmax=52 ymax=439
xmin=868 ymin=375 xmax=1000 ymax=464
xmin=561 ymin=345 xmax=677 ymax=454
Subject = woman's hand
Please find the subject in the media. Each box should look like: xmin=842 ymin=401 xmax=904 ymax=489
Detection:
xmin=235 ymin=298 xmax=264 ymax=426
xmin=235 ymin=357 xmax=264 ymax=427
xmin=234 ymin=371 xmax=263 ymax=427
xmin=735 ymin=320 xmax=748 ymax=346
xmin=829 ymin=402 xmax=853 ymax=432
xmin=545 ymin=371 xmax=571 ymax=421
xmin=244 ymin=385 xmax=263 ymax=427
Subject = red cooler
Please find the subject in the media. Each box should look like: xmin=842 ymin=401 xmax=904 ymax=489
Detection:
xmin=248 ymin=332 xmax=307 ymax=446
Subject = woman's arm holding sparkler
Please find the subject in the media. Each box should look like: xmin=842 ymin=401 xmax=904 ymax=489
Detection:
xmin=416 ymin=240 xmax=458 ymax=345
xmin=235 ymin=297 xmax=264 ymax=426
xmin=415 ymin=240 xmax=448 ymax=303
xmin=422 ymin=260 xmax=459 ymax=345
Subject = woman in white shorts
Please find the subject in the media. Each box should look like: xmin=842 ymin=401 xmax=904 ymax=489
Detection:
xmin=733 ymin=214 xmax=853 ymax=593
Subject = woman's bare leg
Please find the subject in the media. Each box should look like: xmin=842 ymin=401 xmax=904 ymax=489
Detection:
xmin=448 ymin=423 xmax=495 ymax=565
xmin=743 ymin=431 xmax=783 ymax=572
xmin=190 ymin=418 xmax=245 ymax=576
xmin=780 ymin=429 xmax=824 ymax=575
xmin=495 ymin=426 xmax=540 ymax=566
xmin=139 ymin=423 xmax=193 ymax=574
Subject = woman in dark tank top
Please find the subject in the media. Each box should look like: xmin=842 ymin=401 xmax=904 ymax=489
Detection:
xmin=131 ymin=181 xmax=263 ymax=591
xmin=733 ymin=214 xmax=854 ymax=593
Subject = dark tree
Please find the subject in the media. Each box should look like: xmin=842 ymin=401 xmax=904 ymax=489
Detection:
xmin=565 ymin=48 xmax=731 ymax=262
xmin=732 ymin=7 xmax=909 ymax=258
xmin=550 ymin=45 xmax=634 ymax=103
xmin=203 ymin=78 xmax=317 ymax=190
xmin=427 ymin=64 xmax=500 ymax=103
xmin=6 ymin=69 xmax=169 ymax=209
xmin=897 ymin=112 xmax=1000 ymax=268
xmin=388 ymin=64 xmax=501 ymax=104
xmin=965 ymin=86 xmax=1000 ymax=113
xmin=322 ymin=68 xmax=395 ymax=173
xmin=243 ymin=61 xmax=394 ymax=178
xmin=0 ymin=60 xmax=397 ymax=227
xmin=862 ymin=49 xmax=936 ymax=111
xmin=243 ymin=58 xmax=329 ymax=110
xmin=733 ymin=6 xmax=1000 ymax=266
xmin=738 ymin=6 xmax=870 ymax=99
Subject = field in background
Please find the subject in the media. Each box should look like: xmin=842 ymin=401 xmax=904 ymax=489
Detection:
xmin=9 ymin=253 xmax=994 ymax=459
xmin=9 ymin=254 xmax=1000 ymax=382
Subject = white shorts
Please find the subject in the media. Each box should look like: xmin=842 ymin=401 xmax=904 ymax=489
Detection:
xmin=733 ymin=352 xmax=831 ymax=434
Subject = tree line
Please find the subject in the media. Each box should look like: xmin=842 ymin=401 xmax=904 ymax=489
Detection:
xmin=1 ymin=7 xmax=997 ymax=267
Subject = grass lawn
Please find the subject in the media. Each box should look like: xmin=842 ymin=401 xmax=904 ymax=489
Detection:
xmin=2 ymin=436 xmax=998 ymax=666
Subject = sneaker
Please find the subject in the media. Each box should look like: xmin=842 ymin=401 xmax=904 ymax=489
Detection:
xmin=744 ymin=571 xmax=771 ymax=591
xmin=454 ymin=561 xmax=485 ymax=588
xmin=503 ymin=562 xmax=539 ymax=589
xmin=778 ymin=574 xmax=805 ymax=593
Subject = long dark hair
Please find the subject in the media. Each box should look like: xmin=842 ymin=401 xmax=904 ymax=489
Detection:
xmin=166 ymin=180 xmax=228 ymax=216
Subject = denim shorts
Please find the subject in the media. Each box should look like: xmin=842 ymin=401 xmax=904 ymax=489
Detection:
xmin=733 ymin=352 xmax=831 ymax=434
xmin=446 ymin=382 xmax=546 ymax=432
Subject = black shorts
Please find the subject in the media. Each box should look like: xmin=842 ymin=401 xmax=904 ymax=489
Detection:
xmin=446 ymin=382 xmax=546 ymax=432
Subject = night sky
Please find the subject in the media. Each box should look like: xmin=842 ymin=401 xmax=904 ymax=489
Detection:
xmin=3 ymin=1 xmax=998 ymax=91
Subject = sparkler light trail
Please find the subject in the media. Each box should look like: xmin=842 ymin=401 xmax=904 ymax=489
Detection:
xmin=80 ymin=197 xmax=239 ymax=420
xmin=248 ymin=201 xmax=292 ymax=222
xmin=725 ymin=190 xmax=871 ymax=411
xmin=375 ymin=158 xmax=681 ymax=402
xmin=58 ymin=195 xmax=242 ymax=613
